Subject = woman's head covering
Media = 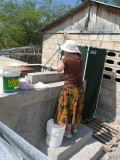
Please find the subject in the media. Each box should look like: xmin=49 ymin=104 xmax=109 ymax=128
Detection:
xmin=60 ymin=40 xmax=80 ymax=53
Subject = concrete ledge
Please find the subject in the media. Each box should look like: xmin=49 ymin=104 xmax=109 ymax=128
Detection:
xmin=0 ymin=122 xmax=50 ymax=160
xmin=38 ymin=124 xmax=93 ymax=160
xmin=27 ymin=71 xmax=64 ymax=84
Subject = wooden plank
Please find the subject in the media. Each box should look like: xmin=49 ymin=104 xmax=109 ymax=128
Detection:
xmin=103 ymin=144 xmax=112 ymax=152
xmin=88 ymin=124 xmax=115 ymax=142
xmin=87 ymin=120 xmax=117 ymax=137
xmin=93 ymin=133 xmax=107 ymax=144
xmin=94 ymin=119 xmax=120 ymax=134
xmin=74 ymin=10 xmax=83 ymax=31
xmin=88 ymin=5 xmax=97 ymax=31
xmin=95 ymin=6 xmax=102 ymax=32
xmin=115 ymin=11 xmax=120 ymax=31
xmin=72 ymin=11 xmax=81 ymax=30
xmin=114 ymin=11 xmax=119 ymax=31
xmin=83 ymin=119 xmax=120 ymax=152
xmin=80 ymin=6 xmax=90 ymax=31
xmin=91 ymin=119 xmax=118 ymax=134
xmin=88 ymin=123 xmax=118 ymax=141
xmin=100 ymin=8 xmax=109 ymax=31
xmin=109 ymin=10 xmax=117 ymax=31
xmin=102 ymin=9 xmax=111 ymax=31
xmin=96 ymin=7 xmax=112 ymax=32
xmin=71 ymin=6 xmax=89 ymax=32
xmin=85 ymin=119 xmax=120 ymax=141
xmin=64 ymin=18 xmax=72 ymax=32
xmin=86 ymin=124 xmax=118 ymax=145
xmin=89 ymin=121 xmax=116 ymax=134
xmin=105 ymin=139 xmax=117 ymax=146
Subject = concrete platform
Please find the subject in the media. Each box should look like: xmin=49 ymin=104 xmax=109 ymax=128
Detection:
xmin=38 ymin=124 xmax=93 ymax=160
xmin=65 ymin=137 xmax=103 ymax=160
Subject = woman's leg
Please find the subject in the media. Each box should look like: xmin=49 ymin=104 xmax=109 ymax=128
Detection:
xmin=66 ymin=124 xmax=72 ymax=132
xmin=72 ymin=123 xmax=77 ymax=128
xmin=64 ymin=124 xmax=72 ymax=138
xmin=72 ymin=123 xmax=78 ymax=133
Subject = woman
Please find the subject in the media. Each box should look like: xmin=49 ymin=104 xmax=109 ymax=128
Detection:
xmin=53 ymin=40 xmax=84 ymax=138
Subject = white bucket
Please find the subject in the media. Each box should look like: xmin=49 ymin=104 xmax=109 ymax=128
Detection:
xmin=0 ymin=62 xmax=21 ymax=95
xmin=46 ymin=119 xmax=66 ymax=148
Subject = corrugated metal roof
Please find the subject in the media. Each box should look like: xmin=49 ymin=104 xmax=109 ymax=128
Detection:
xmin=37 ymin=0 xmax=120 ymax=33
xmin=0 ymin=122 xmax=50 ymax=160
xmin=94 ymin=0 xmax=120 ymax=9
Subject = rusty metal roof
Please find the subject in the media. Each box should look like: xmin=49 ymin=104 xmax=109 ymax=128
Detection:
xmin=37 ymin=0 xmax=120 ymax=33
xmin=21 ymin=65 xmax=35 ymax=72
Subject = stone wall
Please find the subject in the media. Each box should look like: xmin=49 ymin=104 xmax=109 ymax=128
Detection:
xmin=42 ymin=33 xmax=120 ymax=66
xmin=6 ymin=54 xmax=42 ymax=64
xmin=42 ymin=33 xmax=120 ymax=124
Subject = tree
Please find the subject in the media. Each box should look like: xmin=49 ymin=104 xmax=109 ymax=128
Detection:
xmin=113 ymin=0 xmax=120 ymax=6
xmin=0 ymin=0 xmax=72 ymax=49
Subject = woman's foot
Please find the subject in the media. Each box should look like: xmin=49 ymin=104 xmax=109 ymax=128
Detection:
xmin=72 ymin=127 xmax=78 ymax=134
xmin=64 ymin=131 xmax=72 ymax=138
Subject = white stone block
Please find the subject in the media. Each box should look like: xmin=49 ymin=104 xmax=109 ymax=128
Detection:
xmin=98 ymin=35 xmax=104 ymax=41
xmin=103 ymin=35 xmax=110 ymax=41
xmin=42 ymin=58 xmax=47 ymax=64
xmin=98 ymin=35 xmax=110 ymax=41
xmin=90 ymin=35 xmax=97 ymax=40
xmin=56 ymin=45 xmax=59 ymax=50
xmin=54 ymin=39 xmax=58 ymax=44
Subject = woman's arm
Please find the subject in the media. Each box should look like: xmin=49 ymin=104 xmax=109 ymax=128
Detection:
xmin=56 ymin=57 xmax=65 ymax=72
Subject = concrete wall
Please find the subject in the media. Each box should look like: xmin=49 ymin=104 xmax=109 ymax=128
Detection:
xmin=96 ymin=50 xmax=120 ymax=124
xmin=42 ymin=33 xmax=120 ymax=124
xmin=0 ymin=79 xmax=64 ymax=147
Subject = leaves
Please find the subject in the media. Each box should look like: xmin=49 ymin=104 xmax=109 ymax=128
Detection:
xmin=0 ymin=0 xmax=72 ymax=49
xmin=0 ymin=0 xmax=119 ymax=49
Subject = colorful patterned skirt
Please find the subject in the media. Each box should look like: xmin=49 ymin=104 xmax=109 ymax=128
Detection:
xmin=53 ymin=84 xmax=84 ymax=126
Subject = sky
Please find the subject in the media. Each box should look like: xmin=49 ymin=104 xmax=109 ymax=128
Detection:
xmin=55 ymin=0 xmax=78 ymax=7
xmin=4 ymin=0 xmax=117 ymax=7
xmin=54 ymin=0 xmax=117 ymax=6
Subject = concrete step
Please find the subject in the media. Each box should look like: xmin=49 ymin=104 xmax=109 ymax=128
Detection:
xmin=38 ymin=124 xmax=93 ymax=160
xmin=65 ymin=137 xmax=103 ymax=160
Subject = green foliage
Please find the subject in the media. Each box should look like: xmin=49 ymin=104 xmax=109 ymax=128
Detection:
xmin=113 ymin=0 xmax=120 ymax=6
xmin=0 ymin=0 xmax=72 ymax=49
xmin=0 ymin=0 xmax=119 ymax=49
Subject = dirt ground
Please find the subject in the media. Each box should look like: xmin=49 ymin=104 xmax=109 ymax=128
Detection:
xmin=99 ymin=141 xmax=120 ymax=160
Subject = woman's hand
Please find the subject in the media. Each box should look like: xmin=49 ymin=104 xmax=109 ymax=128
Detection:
xmin=61 ymin=56 xmax=65 ymax=59
xmin=56 ymin=60 xmax=64 ymax=72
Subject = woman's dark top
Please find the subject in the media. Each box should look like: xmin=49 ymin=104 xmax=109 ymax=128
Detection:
xmin=62 ymin=54 xmax=83 ymax=87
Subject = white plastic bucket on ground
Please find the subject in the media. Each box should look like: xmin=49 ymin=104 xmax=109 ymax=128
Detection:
xmin=46 ymin=119 xmax=66 ymax=148
xmin=0 ymin=62 xmax=21 ymax=95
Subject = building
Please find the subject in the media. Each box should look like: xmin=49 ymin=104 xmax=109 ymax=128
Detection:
xmin=39 ymin=0 xmax=120 ymax=124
